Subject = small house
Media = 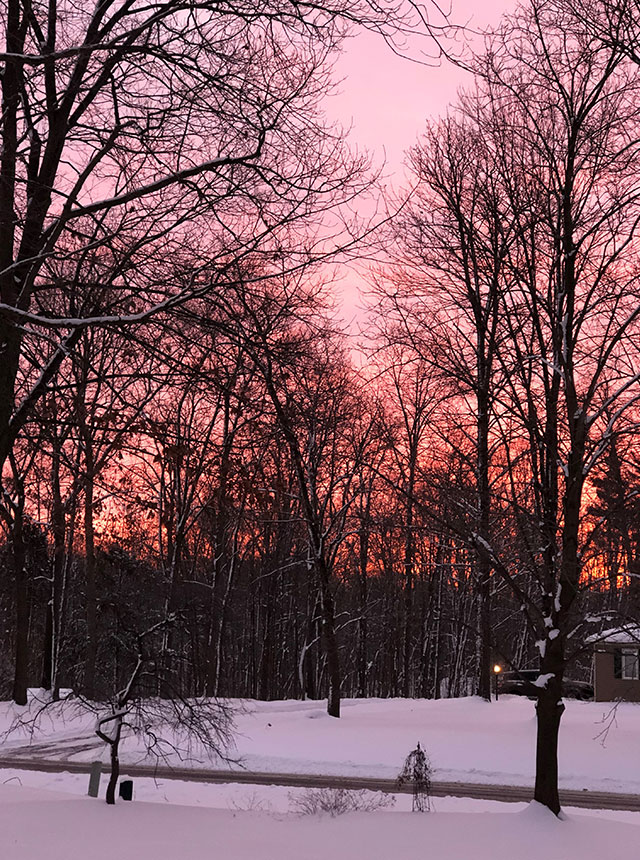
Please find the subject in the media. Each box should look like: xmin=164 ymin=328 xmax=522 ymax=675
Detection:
xmin=589 ymin=626 xmax=640 ymax=702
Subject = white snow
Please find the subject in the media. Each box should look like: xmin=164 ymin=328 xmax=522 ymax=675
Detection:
xmin=1 ymin=766 xmax=638 ymax=823
xmin=3 ymin=696 xmax=640 ymax=794
xmin=554 ymin=584 xmax=562 ymax=613
xmin=0 ymin=781 xmax=639 ymax=860
xmin=2 ymin=696 xmax=640 ymax=859
xmin=585 ymin=626 xmax=640 ymax=645
xmin=229 ymin=697 xmax=640 ymax=794
xmin=532 ymin=673 xmax=555 ymax=688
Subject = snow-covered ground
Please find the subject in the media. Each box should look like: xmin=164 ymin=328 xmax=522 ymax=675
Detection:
xmin=2 ymin=695 xmax=638 ymax=794
xmin=1 ymin=780 xmax=639 ymax=860
xmin=2 ymin=696 xmax=640 ymax=859
xmin=230 ymin=697 xmax=640 ymax=794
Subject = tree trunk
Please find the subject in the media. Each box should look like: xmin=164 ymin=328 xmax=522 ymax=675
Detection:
xmin=476 ymin=385 xmax=492 ymax=701
xmin=432 ymin=542 xmax=445 ymax=699
xmin=534 ymin=683 xmax=565 ymax=815
xmin=357 ymin=521 xmax=369 ymax=698
xmin=477 ymin=575 xmax=491 ymax=699
xmin=48 ymin=444 xmax=66 ymax=699
xmin=84 ymin=449 xmax=98 ymax=699
xmin=12 ymin=509 xmax=29 ymax=705
xmin=403 ymin=462 xmax=415 ymax=698
xmin=40 ymin=604 xmax=53 ymax=691
xmin=205 ymin=398 xmax=234 ymax=696
xmin=319 ymin=571 xmax=341 ymax=718
xmin=105 ymin=718 xmax=123 ymax=805
xmin=0 ymin=2 xmax=25 ymax=475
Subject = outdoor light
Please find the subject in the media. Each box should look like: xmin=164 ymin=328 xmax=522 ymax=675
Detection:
xmin=493 ymin=664 xmax=502 ymax=674
xmin=493 ymin=664 xmax=502 ymax=701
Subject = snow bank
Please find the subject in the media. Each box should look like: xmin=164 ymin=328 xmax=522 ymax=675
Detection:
xmin=0 ymin=783 xmax=638 ymax=860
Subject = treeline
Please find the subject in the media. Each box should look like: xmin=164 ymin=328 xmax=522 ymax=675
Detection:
xmin=1 ymin=289 xmax=638 ymax=707
xmin=3 ymin=0 xmax=640 ymax=816
xmin=0 ymin=312 xmax=531 ymax=704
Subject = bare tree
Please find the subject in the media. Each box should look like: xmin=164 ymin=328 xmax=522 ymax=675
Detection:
xmin=240 ymin=277 xmax=373 ymax=716
xmin=0 ymin=0 xmax=441 ymax=470
xmin=367 ymin=343 xmax=440 ymax=697
xmin=0 ymin=0 xmax=436 ymax=704
xmin=374 ymin=0 xmax=640 ymax=814
xmin=94 ymin=616 xmax=233 ymax=805
xmin=373 ymin=111 xmax=511 ymax=700
xmin=468 ymin=0 xmax=640 ymax=814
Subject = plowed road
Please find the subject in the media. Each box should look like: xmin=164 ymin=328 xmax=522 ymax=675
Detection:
xmin=0 ymin=757 xmax=638 ymax=811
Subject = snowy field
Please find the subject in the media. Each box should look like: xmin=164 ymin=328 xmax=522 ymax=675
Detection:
xmin=230 ymin=696 xmax=640 ymax=794
xmin=2 ymin=696 xmax=640 ymax=859
xmin=1 ymin=780 xmax=640 ymax=860
xmin=2 ymin=695 xmax=639 ymax=794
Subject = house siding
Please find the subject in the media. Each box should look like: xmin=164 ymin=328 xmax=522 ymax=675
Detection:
xmin=594 ymin=647 xmax=640 ymax=702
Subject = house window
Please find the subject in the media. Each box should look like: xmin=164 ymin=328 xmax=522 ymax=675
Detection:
xmin=621 ymin=649 xmax=639 ymax=680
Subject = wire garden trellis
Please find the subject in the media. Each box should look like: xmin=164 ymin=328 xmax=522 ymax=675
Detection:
xmin=397 ymin=742 xmax=433 ymax=812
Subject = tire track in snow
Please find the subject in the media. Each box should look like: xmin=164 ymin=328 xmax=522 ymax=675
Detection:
xmin=0 ymin=756 xmax=638 ymax=811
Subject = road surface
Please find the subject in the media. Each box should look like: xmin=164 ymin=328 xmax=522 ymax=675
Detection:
xmin=0 ymin=755 xmax=638 ymax=811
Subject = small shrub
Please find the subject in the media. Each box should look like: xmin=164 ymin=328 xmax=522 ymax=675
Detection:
xmin=228 ymin=791 xmax=274 ymax=813
xmin=289 ymin=787 xmax=395 ymax=816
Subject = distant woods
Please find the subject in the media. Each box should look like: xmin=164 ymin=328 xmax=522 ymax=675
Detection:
xmin=1 ymin=0 xmax=640 ymax=782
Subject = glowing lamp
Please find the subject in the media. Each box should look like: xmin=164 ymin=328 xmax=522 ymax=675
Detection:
xmin=493 ymin=664 xmax=502 ymax=701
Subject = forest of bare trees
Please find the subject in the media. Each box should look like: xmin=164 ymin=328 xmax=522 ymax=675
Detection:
xmin=2 ymin=0 xmax=640 ymax=816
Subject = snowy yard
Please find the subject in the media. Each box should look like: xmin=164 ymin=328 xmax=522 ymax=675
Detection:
xmin=1 ymin=781 xmax=640 ymax=860
xmin=3 ymin=695 xmax=639 ymax=793
xmin=2 ymin=696 xmax=640 ymax=859
xmin=229 ymin=696 xmax=640 ymax=794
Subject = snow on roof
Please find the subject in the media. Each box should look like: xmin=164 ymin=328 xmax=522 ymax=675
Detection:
xmin=585 ymin=625 xmax=640 ymax=645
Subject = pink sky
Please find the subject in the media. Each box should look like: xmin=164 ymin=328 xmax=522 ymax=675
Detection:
xmin=328 ymin=0 xmax=517 ymax=325
xmin=332 ymin=0 xmax=516 ymax=173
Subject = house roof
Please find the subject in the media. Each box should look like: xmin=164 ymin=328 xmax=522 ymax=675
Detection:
xmin=586 ymin=625 xmax=640 ymax=645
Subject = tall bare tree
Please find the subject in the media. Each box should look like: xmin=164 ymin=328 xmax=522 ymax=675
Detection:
xmin=376 ymin=0 xmax=640 ymax=814
xmin=374 ymin=112 xmax=511 ymax=700
xmin=0 ymin=0 xmax=436 ymax=703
